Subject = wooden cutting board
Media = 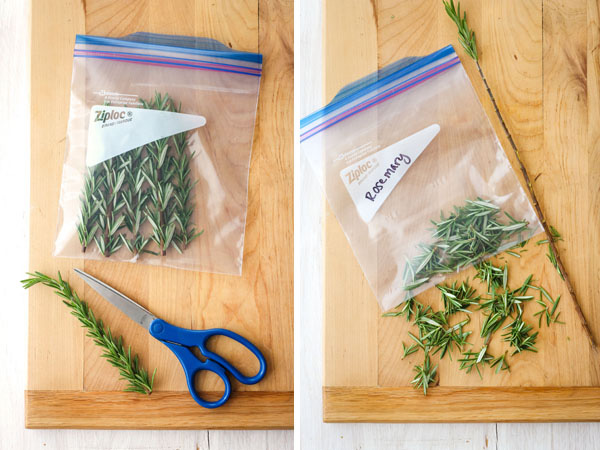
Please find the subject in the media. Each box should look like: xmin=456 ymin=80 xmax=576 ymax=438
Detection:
xmin=323 ymin=0 xmax=600 ymax=422
xmin=27 ymin=0 xmax=292 ymax=429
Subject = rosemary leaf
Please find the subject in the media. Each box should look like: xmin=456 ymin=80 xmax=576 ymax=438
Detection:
xmin=401 ymin=342 xmax=419 ymax=359
xmin=533 ymin=291 xmax=564 ymax=328
xmin=458 ymin=346 xmax=493 ymax=379
xmin=411 ymin=351 xmax=438 ymax=395
xmin=490 ymin=351 xmax=510 ymax=374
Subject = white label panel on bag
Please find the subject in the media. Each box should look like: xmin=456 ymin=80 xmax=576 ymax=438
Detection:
xmin=86 ymin=105 xmax=206 ymax=166
xmin=340 ymin=124 xmax=440 ymax=223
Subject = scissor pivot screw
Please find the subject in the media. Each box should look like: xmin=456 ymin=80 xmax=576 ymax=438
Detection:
xmin=151 ymin=322 xmax=164 ymax=334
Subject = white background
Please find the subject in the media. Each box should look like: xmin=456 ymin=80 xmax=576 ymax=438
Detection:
xmin=296 ymin=0 xmax=600 ymax=449
xmin=0 ymin=1 xmax=291 ymax=448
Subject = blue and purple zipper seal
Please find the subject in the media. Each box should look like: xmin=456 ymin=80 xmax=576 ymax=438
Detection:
xmin=300 ymin=45 xmax=460 ymax=142
xmin=74 ymin=34 xmax=262 ymax=77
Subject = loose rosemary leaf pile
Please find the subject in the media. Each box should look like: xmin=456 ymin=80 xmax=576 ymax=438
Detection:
xmin=77 ymin=93 xmax=203 ymax=257
xmin=385 ymin=201 xmax=563 ymax=395
xmin=21 ymin=271 xmax=156 ymax=394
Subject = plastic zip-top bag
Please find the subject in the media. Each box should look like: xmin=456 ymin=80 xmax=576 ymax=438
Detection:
xmin=54 ymin=33 xmax=262 ymax=275
xmin=300 ymin=45 xmax=542 ymax=311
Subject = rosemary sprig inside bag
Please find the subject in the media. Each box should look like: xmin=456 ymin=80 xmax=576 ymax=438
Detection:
xmin=21 ymin=271 xmax=156 ymax=394
xmin=76 ymin=92 xmax=203 ymax=257
xmin=94 ymin=158 xmax=126 ymax=256
xmin=119 ymin=146 xmax=150 ymax=255
xmin=76 ymin=168 xmax=103 ymax=252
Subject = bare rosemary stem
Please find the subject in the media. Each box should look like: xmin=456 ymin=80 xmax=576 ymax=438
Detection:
xmin=444 ymin=0 xmax=597 ymax=350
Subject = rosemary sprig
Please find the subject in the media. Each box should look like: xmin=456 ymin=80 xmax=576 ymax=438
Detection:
xmin=475 ymin=261 xmax=506 ymax=292
xmin=444 ymin=1 xmax=596 ymax=349
xmin=409 ymin=302 xmax=472 ymax=360
xmin=383 ymin=296 xmax=418 ymax=321
xmin=479 ymin=265 xmax=534 ymax=339
xmin=21 ymin=271 xmax=156 ymax=394
xmin=537 ymin=226 xmax=564 ymax=280
xmin=443 ymin=0 xmax=477 ymax=60
xmin=141 ymin=93 xmax=203 ymax=256
xmin=411 ymin=351 xmax=438 ymax=395
xmin=142 ymin=93 xmax=178 ymax=256
xmin=170 ymin=105 xmax=204 ymax=252
xmin=401 ymin=342 xmax=419 ymax=359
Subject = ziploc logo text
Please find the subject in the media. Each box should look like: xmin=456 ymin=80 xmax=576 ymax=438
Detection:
xmin=94 ymin=109 xmax=132 ymax=123
xmin=344 ymin=160 xmax=375 ymax=185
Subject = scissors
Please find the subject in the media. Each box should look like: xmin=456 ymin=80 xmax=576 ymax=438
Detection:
xmin=74 ymin=269 xmax=267 ymax=409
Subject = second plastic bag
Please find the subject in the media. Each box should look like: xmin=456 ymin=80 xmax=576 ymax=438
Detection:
xmin=300 ymin=45 xmax=542 ymax=311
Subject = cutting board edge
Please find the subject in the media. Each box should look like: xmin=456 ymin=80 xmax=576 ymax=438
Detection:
xmin=25 ymin=390 xmax=293 ymax=430
xmin=323 ymin=386 xmax=600 ymax=423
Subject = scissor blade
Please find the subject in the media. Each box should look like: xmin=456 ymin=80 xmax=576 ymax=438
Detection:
xmin=74 ymin=268 xmax=157 ymax=331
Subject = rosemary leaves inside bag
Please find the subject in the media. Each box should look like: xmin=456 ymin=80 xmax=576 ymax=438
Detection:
xmin=402 ymin=198 xmax=530 ymax=294
xmin=77 ymin=93 xmax=203 ymax=257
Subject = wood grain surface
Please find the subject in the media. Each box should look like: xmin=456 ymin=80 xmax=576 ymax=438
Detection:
xmin=322 ymin=0 xmax=600 ymax=422
xmin=28 ymin=0 xmax=292 ymax=429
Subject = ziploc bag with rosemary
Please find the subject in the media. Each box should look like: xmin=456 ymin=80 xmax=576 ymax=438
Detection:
xmin=54 ymin=33 xmax=262 ymax=275
xmin=300 ymin=45 xmax=542 ymax=311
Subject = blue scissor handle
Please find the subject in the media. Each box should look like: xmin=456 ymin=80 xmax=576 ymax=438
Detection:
xmin=148 ymin=319 xmax=267 ymax=407
xmin=159 ymin=339 xmax=231 ymax=408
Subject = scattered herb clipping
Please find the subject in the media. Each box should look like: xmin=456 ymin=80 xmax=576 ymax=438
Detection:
xmin=411 ymin=351 xmax=438 ymax=395
xmin=77 ymin=92 xmax=203 ymax=257
xmin=21 ymin=271 xmax=157 ymax=395
xmin=536 ymin=225 xmax=564 ymax=280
